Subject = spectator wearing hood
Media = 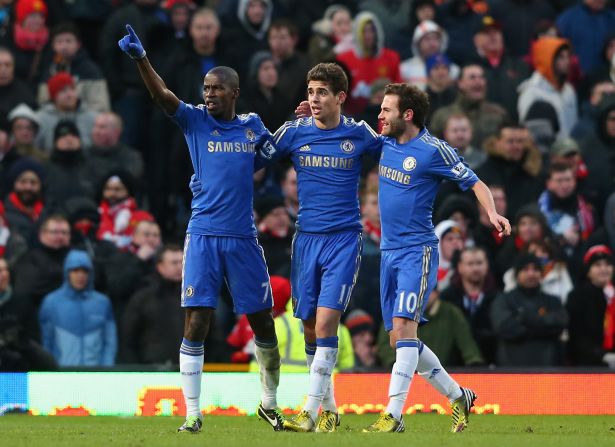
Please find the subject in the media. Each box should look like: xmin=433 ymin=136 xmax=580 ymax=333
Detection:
xmin=39 ymin=249 xmax=116 ymax=366
xmin=8 ymin=103 xmax=47 ymax=163
xmin=567 ymin=245 xmax=615 ymax=367
xmin=336 ymin=11 xmax=401 ymax=115
xmin=476 ymin=122 xmax=543 ymax=219
xmin=255 ymin=194 xmax=292 ymax=278
xmin=358 ymin=0 xmax=412 ymax=57
xmin=220 ymin=0 xmax=273 ymax=83
xmin=9 ymin=0 xmax=49 ymax=87
xmin=267 ymin=19 xmax=311 ymax=107
xmin=238 ymin=51 xmax=291 ymax=132
xmin=430 ymin=63 xmax=509 ymax=148
xmin=308 ymin=4 xmax=353 ymax=64
xmin=434 ymin=220 xmax=465 ymax=291
xmin=122 ymin=244 xmax=184 ymax=364
xmin=472 ymin=16 xmax=530 ymax=120
xmin=581 ymin=95 xmax=615 ymax=214
xmin=556 ymin=0 xmax=615 ymax=74
xmin=37 ymin=22 xmax=110 ymax=112
xmin=35 ymin=71 xmax=98 ymax=152
xmin=13 ymin=214 xmax=70 ymax=310
xmin=44 ymin=120 xmax=94 ymax=207
xmin=518 ymin=37 xmax=578 ymax=140
xmin=3 ymin=157 xmax=45 ymax=242
xmin=400 ymin=20 xmax=459 ymax=92
xmin=495 ymin=204 xmax=549 ymax=278
xmin=0 ymin=47 xmax=36 ymax=122
xmin=490 ymin=253 xmax=568 ymax=366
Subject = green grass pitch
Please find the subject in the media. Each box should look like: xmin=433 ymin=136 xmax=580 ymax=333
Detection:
xmin=1 ymin=414 xmax=614 ymax=447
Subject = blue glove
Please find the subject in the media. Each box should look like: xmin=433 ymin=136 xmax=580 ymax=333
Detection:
xmin=118 ymin=24 xmax=146 ymax=60
xmin=189 ymin=174 xmax=202 ymax=196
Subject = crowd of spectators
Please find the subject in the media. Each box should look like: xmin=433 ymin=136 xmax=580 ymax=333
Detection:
xmin=1 ymin=0 xmax=615 ymax=372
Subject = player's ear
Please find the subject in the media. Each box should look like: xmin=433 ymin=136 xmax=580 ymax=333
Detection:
xmin=337 ymin=91 xmax=347 ymax=105
xmin=403 ymin=108 xmax=414 ymax=122
xmin=233 ymin=87 xmax=240 ymax=99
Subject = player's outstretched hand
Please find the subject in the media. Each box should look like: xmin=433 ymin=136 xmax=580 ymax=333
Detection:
xmin=118 ymin=24 xmax=146 ymax=60
xmin=490 ymin=213 xmax=511 ymax=238
xmin=295 ymin=101 xmax=311 ymax=118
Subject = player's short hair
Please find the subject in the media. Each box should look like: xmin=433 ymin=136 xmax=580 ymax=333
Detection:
xmin=547 ymin=161 xmax=574 ymax=179
xmin=269 ymin=18 xmax=299 ymax=38
xmin=207 ymin=66 xmax=239 ymax=90
xmin=155 ymin=244 xmax=183 ymax=264
xmin=306 ymin=63 xmax=348 ymax=94
xmin=384 ymin=83 xmax=430 ymax=128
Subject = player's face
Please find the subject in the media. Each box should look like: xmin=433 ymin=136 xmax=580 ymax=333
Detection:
xmin=378 ymin=94 xmax=406 ymax=138
xmin=547 ymin=169 xmax=576 ymax=199
xmin=307 ymin=80 xmax=343 ymax=124
xmin=203 ymin=73 xmax=238 ymax=118
xmin=588 ymin=259 xmax=613 ymax=287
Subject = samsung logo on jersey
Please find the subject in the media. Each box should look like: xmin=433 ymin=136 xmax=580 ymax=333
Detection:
xmin=299 ymin=155 xmax=354 ymax=169
xmin=379 ymin=164 xmax=411 ymax=185
xmin=207 ymin=141 xmax=256 ymax=153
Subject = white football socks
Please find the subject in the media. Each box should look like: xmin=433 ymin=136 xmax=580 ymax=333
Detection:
xmin=416 ymin=341 xmax=462 ymax=401
xmin=306 ymin=342 xmax=337 ymax=413
xmin=303 ymin=337 xmax=338 ymax=421
xmin=179 ymin=338 xmax=204 ymax=418
xmin=254 ymin=338 xmax=281 ymax=409
xmin=385 ymin=338 xmax=420 ymax=419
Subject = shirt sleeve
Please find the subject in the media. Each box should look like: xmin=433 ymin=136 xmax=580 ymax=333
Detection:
xmin=169 ymin=100 xmax=202 ymax=133
xmin=358 ymin=120 xmax=383 ymax=160
xmin=430 ymin=140 xmax=479 ymax=191
xmin=254 ymin=120 xmax=295 ymax=170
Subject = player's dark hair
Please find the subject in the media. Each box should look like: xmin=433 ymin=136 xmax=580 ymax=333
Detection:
xmin=547 ymin=161 xmax=574 ymax=179
xmin=384 ymin=83 xmax=430 ymax=128
xmin=51 ymin=22 xmax=81 ymax=41
xmin=269 ymin=18 xmax=299 ymax=38
xmin=156 ymin=244 xmax=183 ymax=264
xmin=207 ymin=66 xmax=239 ymax=90
xmin=306 ymin=63 xmax=348 ymax=94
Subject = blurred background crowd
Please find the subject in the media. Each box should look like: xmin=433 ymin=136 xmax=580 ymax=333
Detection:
xmin=1 ymin=0 xmax=615 ymax=372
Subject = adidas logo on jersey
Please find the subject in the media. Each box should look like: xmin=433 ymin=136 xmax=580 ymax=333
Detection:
xmin=211 ymin=130 xmax=220 ymax=136
xmin=299 ymin=145 xmax=311 ymax=152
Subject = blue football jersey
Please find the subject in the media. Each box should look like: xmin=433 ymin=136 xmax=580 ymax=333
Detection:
xmin=172 ymin=101 xmax=273 ymax=237
xmin=378 ymin=128 xmax=479 ymax=250
xmin=268 ymin=116 xmax=382 ymax=233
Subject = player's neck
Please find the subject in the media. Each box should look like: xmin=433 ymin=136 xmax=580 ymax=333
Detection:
xmin=395 ymin=124 xmax=420 ymax=145
xmin=314 ymin=113 xmax=341 ymax=130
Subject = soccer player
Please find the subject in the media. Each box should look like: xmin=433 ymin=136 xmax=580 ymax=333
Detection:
xmin=118 ymin=25 xmax=284 ymax=433
xmin=267 ymin=63 xmax=382 ymax=432
xmin=362 ymin=83 xmax=511 ymax=433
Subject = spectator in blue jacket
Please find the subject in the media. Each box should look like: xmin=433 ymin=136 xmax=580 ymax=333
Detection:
xmin=39 ymin=249 xmax=117 ymax=366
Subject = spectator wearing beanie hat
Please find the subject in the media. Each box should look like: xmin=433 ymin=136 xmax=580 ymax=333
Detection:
xmin=3 ymin=157 xmax=45 ymax=242
xmin=255 ymin=195 xmax=293 ymax=277
xmin=425 ymin=53 xmax=456 ymax=121
xmin=8 ymin=103 xmax=47 ymax=163
xmin=567 ymin=245 xmax=615 ymax=367
xmin=35 ymin=72 xmax=98 ymax=152
xmin=11 ymin=0 xmax=49 ymax=87
xmin=490 ymin=252 xmax=568 ymax=366
xmin=96 ymin=170 xmax=150 ymax=251
xmin=435 ymin=219 xmax=465 ymax=290
xmin=44 ymin=119 xmax=94 ymax=207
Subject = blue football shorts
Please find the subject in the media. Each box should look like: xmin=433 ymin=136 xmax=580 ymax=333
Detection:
xmin=380 ymin=244 xmax=438 ymax=332
xmin=181 ymin=233 xmax=272 ymax=315
xmin=290 ymin=230 xmax=362 ymax=320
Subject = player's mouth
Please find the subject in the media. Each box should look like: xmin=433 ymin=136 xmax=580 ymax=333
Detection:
xmin=311 ymin=106 xmax=322 ymax=115
xmin=205 ymin=100 xmax=218 ymax=109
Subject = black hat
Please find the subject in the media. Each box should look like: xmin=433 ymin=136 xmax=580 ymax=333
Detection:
xmin=54 ymin=119 xmax=80 ymax=141
xmin=99 ymin=169 xmax=136 ymax=198
xmin=5 ymin=157 xmax=45 ymax=191
xmin=255 ymin=195 xmax=285 ymax=220
xmin=514 ymin=253 xmax=542 ymax=276
xmin=63 ymin=197 xmax=100 ymax=225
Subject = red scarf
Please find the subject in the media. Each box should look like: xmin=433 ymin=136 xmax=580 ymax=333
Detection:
xmin=13 ymin=24 xmax=49 ymax=51
xmin=363 ymin=219 xmax=381 ymax=243
xmin=8 ymin=192 xmax=44 ymax=221
xmin=603 ymin=283 xmax=615 ymax=351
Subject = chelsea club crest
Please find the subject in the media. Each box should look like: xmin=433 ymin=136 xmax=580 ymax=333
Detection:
xmin=403 ymin=156 xmax=417 ymax=171
xmin=340 ymin=140 xmax=355 ymax=153
xmin=245 ymin=128 xmax=255 ymax=141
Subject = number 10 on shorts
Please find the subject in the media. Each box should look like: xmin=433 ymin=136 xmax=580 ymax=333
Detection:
xmin=397 ymin=291 xmax=418 ymax=313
